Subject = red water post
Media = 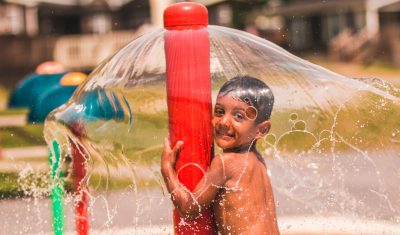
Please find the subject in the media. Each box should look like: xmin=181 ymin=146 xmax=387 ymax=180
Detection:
xmin=71 ymin=123 xmax=89 ymax=235
xmin=164 ymin=2 xmax=214 ymax=235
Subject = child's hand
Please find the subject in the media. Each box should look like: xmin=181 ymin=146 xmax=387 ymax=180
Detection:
xmin=161 ymin=137 xmax=183 ymax=175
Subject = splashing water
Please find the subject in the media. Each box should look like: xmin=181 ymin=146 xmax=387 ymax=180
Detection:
xmin=37 ymin=26 xmax=400 ymax=233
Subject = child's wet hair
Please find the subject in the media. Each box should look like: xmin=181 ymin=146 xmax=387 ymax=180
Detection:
xmin=218 ymin=76 xmax=274 ymax=123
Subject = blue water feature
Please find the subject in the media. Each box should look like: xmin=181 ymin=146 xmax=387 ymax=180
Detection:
xmin=8 ymin=72 xmax=67 ymax=109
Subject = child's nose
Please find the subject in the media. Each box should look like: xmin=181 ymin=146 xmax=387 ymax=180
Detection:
xmin=218 ymin=114 xmax=231 ymax=127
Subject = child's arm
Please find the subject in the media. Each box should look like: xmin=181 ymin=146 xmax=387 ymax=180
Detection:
xmin=161 ymin=138 xmax=227 ymax=219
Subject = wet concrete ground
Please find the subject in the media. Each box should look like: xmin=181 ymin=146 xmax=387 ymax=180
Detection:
xmin=1 ymin=152 xmax=400 ymax=234
xmin=0 ymin=188 xmax=172 ymax=234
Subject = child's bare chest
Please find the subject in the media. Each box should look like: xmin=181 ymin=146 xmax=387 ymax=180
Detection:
xmin=213 ymin=189 xmax=260 ymax=234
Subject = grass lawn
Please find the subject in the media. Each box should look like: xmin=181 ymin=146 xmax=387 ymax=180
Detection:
xmin=0 ymin=108 xmax=28 ymax=116
xmin=1 ymin=57 xmax=400 ymax=197
xmin=0 ymin=172 xmax=23 ymax=198
xmin=1 ymin=123 xmax=45 ymax=148
xmin=304 ymin=55 xmax=400 ymax=86
xmin=0 ymin=86 xmax=10 ymax=111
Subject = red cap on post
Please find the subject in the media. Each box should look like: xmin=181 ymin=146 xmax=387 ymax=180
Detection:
xmin=164 ymin=2 xmax=208 ymax=30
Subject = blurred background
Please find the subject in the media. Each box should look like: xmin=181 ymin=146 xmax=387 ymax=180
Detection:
xmin=1 ymin=0 xmax=400 ymax=88
xmin=0 ymin=0 xmax=399 ymax=231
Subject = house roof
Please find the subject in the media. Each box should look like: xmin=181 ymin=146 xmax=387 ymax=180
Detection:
xmin=194 ymin=0 xmax=227 ymax=6
xmin=264 ymin=0 xmax=400 ymax=16
xmin=5 ymin=0 xmax=78 ymax=7
xmin=4 ymin=0 xmax=131 ymax=9
xmin=379 ymin=1 xmax=400 ymax=12
xmin=264 ymin=0 xmax=366 ymax=16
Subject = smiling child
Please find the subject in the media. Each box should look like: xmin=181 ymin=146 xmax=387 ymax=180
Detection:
xmin=161 ymin=75 xmax=279 ymax=234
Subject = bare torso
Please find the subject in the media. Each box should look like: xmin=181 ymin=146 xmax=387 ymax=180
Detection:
xmin=212 ymin=152 xmax=279 ymax=235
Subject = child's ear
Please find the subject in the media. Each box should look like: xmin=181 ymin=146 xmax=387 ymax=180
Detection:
xmin=256 ymin=121 xmax=271 ymax=139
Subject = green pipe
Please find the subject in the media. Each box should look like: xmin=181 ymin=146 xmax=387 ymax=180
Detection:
xmin=49 ymin=140 xmax=64 ymax=235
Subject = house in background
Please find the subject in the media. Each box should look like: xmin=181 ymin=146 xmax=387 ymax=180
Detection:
xmin=0 ymin=0 xmax=267 ymax=37
xmin=258 ymin=0 xmax=399 ymax=49
xmin=0 ymin=0 xmax=155 ymax=37
xmin=1 ymin=0 xmax=400 ymax=76
xmin=255 ymin=0 xmax=400 ymax=65
xmin=0 ymin=0 xmax=169 ymax=82
xmin=196 ymin=0 xmax=268 ymax=29
xmin=0 ymin=0 xmax=267 ymax=76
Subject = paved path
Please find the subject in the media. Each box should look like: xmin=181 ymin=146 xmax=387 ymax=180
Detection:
xmin=0 ymin=160 xmax=48 ymax=172
xmin=2 ymin=146 xmax=48 ymax=160
xmin=0 ymin=189 xmax=173 ymax=235
xmin=0 ymin=146 xmax=48 ymax=172
xmin=2 ymin=188 xmax=400 ymax=235
xmin=0 ymin=151 xmax=399 ymax=234
xmin=0 ymin=115 xmax=26 ymax=127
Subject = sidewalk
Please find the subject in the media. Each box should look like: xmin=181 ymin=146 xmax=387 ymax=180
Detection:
xmin=2 ymin=146 xmax=48 ymax=160
xmin=1 ymin=187 xmax=398 ymax=235
xmin=0 ymin=159 xmax=48 ymax=172
xmin=0 ymin=145 xmax=48 ymax=172
xmin=0 ymin=114 xmax=27 ymax=127
xmin=305 ymin=55 xmax=400 ymax=86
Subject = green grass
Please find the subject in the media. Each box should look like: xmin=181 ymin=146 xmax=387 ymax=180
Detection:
xmin=0 ymin=86 xmax=10 ymax=111
xmin=1 ymin=85 xmax=399 ymax=198
xmin=82 ymin=90 xmax=400 ymax=161
xmin=361 ymin=60 xmax=400 ymax=73
xmin=0 ymin=171 xmax=50 ymax=199
xmin=0 ymin=108 xmax=29 ymax=116
xmin=84 ymin=111 xmax=168 ymax=165
xmin=0 ymin=172 xmax=24 ymax=198
xmin=255 ymin=92 xmax=400 ymax=154
xmin=87 ymin=174 xmax=160 ymax=192
xmin=126 ymin=144 xmax=163 ymax=165
xmin=1 ymin=123 xmax=45 ymax=148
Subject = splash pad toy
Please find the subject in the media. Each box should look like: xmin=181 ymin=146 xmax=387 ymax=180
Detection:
xmin=164 ymin=3 xmax=213 ymax=234
xmin=39 ymin=2 xmax=400 ymax=235
xmin=8 ymin=61 xmax=67 ymax=122
xmin=8 ymin=61 xmax=66 ymax=108
xmin=36 ymin=61 xmax=65 ymax=75
xmin=31 ymin=72 xmax=87 ymax=122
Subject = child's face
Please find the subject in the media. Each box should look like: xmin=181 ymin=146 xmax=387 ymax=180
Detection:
xmin=212 ymin=94 xmax=268 ymax=150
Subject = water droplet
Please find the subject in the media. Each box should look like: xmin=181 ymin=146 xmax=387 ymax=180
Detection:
xmin=294 ymin=120 xmax=306 ymax=131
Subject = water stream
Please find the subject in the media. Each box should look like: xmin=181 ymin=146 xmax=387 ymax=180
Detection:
xmin=8 ymin=25 xmax=399 ymax=233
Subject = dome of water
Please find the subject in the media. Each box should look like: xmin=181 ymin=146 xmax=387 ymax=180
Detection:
xmin=40 ymin=25 xmax=400 ymax=233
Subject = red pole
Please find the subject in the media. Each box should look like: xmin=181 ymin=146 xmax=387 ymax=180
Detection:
xmin=164 ymin=2 xmax=214 ymax=234
xmin=71 ymin=123 xmax=89 ymax=235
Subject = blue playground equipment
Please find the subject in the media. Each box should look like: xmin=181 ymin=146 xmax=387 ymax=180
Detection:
xmin=55 ymin=88 xmax=127 ymax=124
xmin=79 ymin=89 xmax=126 ymax=121
xmin=8 ymin=72 xmax=67 ymax=110
xmin=30 ymin=85 xmax=77 ymax=122
xmin=29 ymin=72 xmax=88 ymax=122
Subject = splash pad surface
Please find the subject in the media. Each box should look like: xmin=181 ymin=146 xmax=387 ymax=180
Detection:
xmin=33 ymin=10 xmax=400 ymax=234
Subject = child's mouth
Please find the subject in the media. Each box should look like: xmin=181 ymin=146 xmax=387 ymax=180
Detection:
xmin=216 ymin=129 xmax=235 ymax=139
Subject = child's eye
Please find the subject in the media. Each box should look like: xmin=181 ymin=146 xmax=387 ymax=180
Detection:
xmin=214 ymin=107 xmax=224 ymax=116
xmin=234 ymin=112 xmax=245 ymax=121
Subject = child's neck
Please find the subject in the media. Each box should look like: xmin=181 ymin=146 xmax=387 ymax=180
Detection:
xmin=223 ymin=142 xmax=266 ymax=165
xmin=223 ymin=141 xmax=257 ymax=154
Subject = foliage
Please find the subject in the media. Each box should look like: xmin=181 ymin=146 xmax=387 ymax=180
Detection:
xmin=0 ymin=172 xmax=24 ymax=198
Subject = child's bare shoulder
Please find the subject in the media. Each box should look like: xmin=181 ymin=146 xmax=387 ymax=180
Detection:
xmin=217 ymin=152 xmax=259 ymax=164
xmin=214 ymin=152 xmax=239 ymax=166
xmin=214 ymin=152 xmax=256 ymax=178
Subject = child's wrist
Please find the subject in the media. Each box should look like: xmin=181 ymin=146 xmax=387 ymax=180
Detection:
xmin=161 ymin=164 xmax=175 ymax=177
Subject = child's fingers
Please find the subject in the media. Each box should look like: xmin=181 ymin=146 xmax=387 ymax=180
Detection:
xmin=164 ymin=137 xmax=171 ymax=151
xmin=173 ymin=141 xmax=184 ymax=156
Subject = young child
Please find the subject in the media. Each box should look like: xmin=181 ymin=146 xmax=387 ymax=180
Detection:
xmin=161 ymin=76 xmax=279 ymax=234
